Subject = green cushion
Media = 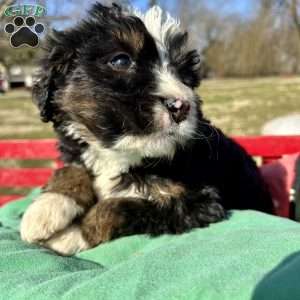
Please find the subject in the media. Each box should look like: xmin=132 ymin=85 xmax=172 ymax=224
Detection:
xmin=0 ymin=189 xmax=300 ymax=300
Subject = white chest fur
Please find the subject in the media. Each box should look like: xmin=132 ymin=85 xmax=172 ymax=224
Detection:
xmin=81 ymin=142 xmax=144 ymax=200
xmin=65 ymin=122 xmax=176 ymax=200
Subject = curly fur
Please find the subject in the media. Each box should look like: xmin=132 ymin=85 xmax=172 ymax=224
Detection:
xmin=21 ymin=3 xmax=274 ymax=255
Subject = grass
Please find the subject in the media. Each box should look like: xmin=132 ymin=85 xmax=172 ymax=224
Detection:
xmin=0 ymin=77 xmax=299 ymax=139
xmin=199 ymin=77 xmax=300 ymax=135
xmin=0 ymin=89 xmax=54 ymax=139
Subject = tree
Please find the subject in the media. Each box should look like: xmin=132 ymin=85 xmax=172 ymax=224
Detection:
xmin=288 ymin=0 xmax=300 ymax=39
xmin=275 ymin=0 xmax=300 ymax=39
xmin=148 ymin=0 xmax=157 ymax=8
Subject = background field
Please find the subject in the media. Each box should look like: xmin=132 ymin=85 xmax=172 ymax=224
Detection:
xmin=0 ymin=77 xmax=299 ymax=139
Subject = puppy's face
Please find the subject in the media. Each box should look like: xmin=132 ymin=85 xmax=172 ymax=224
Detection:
xmin=35 ymin=4 xmax=201 ymax=158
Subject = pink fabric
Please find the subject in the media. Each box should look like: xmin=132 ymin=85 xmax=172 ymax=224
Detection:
xmin=260 ymin=153 xmax=300 ymax=217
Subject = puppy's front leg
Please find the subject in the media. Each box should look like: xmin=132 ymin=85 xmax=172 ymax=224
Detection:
xmin=45 ymin=188 xmax=227 ymax=255
xmin=20 ymin=165 xmax=95 ymax=244
xmin=44 ymin=197 xmax=160 ymax=255
xmin=43 ymin=183 xmax=226 ymax=255
xmin=44 ymin=198 xmax=146 ymax=255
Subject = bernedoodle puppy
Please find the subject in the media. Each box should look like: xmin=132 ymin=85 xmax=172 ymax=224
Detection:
xmin=20 ymin=3 xmax=274 ymax=255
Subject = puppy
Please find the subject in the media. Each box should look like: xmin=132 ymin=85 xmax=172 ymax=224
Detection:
xmin=20 ymin=3 xmax=274 ymax=255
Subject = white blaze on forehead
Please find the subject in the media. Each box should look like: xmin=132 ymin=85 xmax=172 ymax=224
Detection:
xmin=132 ymin=6 xmax=195 ymax=103
xmin=131 ymin=7 xmax=198 ymax=144
xmin=132 ymin=6 xmax=181 ymax=61
xmin=153 ymin=65 xmax=195 ymax=102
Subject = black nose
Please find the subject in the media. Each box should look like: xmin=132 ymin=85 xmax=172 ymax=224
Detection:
xmin=163 ymin=98 xmax=191 ymax=123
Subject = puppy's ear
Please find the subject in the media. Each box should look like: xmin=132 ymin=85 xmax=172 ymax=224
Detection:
xmin=33 ymin=30 xmax=76 ymax=122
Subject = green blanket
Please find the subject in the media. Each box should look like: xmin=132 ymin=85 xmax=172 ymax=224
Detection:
xmin=1 ymin=189 xmax=300 ymax=300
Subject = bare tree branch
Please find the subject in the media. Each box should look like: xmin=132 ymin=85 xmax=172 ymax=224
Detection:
xmin=290 ymin=0 xmax=300 ymax=39
xmin=148 ymin=0 xmax=158 ymax=8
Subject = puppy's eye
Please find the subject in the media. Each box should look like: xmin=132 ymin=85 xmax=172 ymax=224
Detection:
xmin=109 ymin=53 xmax=133 ymax=70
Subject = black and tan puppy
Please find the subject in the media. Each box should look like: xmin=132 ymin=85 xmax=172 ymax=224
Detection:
xmin=20 ymin=3 xmax=273 ymax=255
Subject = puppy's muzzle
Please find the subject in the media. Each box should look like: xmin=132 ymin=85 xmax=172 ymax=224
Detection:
xmin=163 ymin=98 xmax=190 ymax=123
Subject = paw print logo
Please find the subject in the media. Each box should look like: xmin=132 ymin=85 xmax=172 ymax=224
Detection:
xmin=4 ymin=16 xmax=45 ymax=48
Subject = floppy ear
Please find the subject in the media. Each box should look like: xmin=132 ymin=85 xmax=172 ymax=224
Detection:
xmin=33 ymin=30 xmax=76 ymax=122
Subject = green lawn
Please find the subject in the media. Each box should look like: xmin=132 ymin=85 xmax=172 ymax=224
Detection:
xmin=0 ymin=77 xmax=299 ymax=139
xmin=200 ymin=77 xmax=300 ymax=135
xmin=0 ymin=89 xmax=54 ymax=139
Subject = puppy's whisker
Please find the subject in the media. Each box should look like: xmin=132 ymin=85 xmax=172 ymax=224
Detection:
xmin=193 ymin=129 xmax=220 ymax=160
xmin=190 ymin=131 xmax=213 ymax=159
xmin=198 ymin=121 xmax=220 ymax=140
xmin=149 ymin=157 xmax=163 ymax=169
xmin=143 ymin=157 xmax=162 ymax=169
xmin=145 ymin=120 xmax=154 ymax=130
xmin=197 ymin=121 xmax=221 ymax=160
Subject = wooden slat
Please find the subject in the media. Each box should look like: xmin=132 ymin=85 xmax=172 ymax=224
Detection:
xmin=234 ymin=136 xmax=300 ymax=157
xmin=0 ymin=137 xmax=299 ymax=200
xmin=0 ymin=195 xmax=22 ymax=206
xmin=0 ymin=137 xmax=299 ymax=160
xmin=0 ymin=168 xmax=53 ymax=187
xmin=0 ymin=139 xmax=58 ymax=159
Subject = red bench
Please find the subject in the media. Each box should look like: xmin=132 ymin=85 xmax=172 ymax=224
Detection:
xmin=0 ymin=139 xmax=59 ymax=206
xmin=1 ymin=137 xmax=300 ymax=206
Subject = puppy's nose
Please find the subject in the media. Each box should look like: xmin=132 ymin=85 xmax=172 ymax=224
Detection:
xmin=163 ymin=98 xmax=190 ymax=123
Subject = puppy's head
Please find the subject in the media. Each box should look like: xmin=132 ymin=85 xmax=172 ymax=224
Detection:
xmin=34 ymin=3 xmax=202 ymax=158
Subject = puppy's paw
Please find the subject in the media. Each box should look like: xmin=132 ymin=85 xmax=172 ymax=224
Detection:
xmin=20 ymin=192 xmax=84 ymax=244
xmin=188 ymin=186 xmax=227 ymax=225
xmin=44 ymin=225 xmax=90 ymax=256
xmin=202 ymin=201 xmax=227 ymax=222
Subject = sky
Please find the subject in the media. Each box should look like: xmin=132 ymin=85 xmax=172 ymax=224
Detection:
xmin=132 ymin=0 xmax=254 ymax=16
xmin=43 ymin=0 xmax=256 ymax=18
xmin=9 ymin=0 xmax=256 ymax=29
